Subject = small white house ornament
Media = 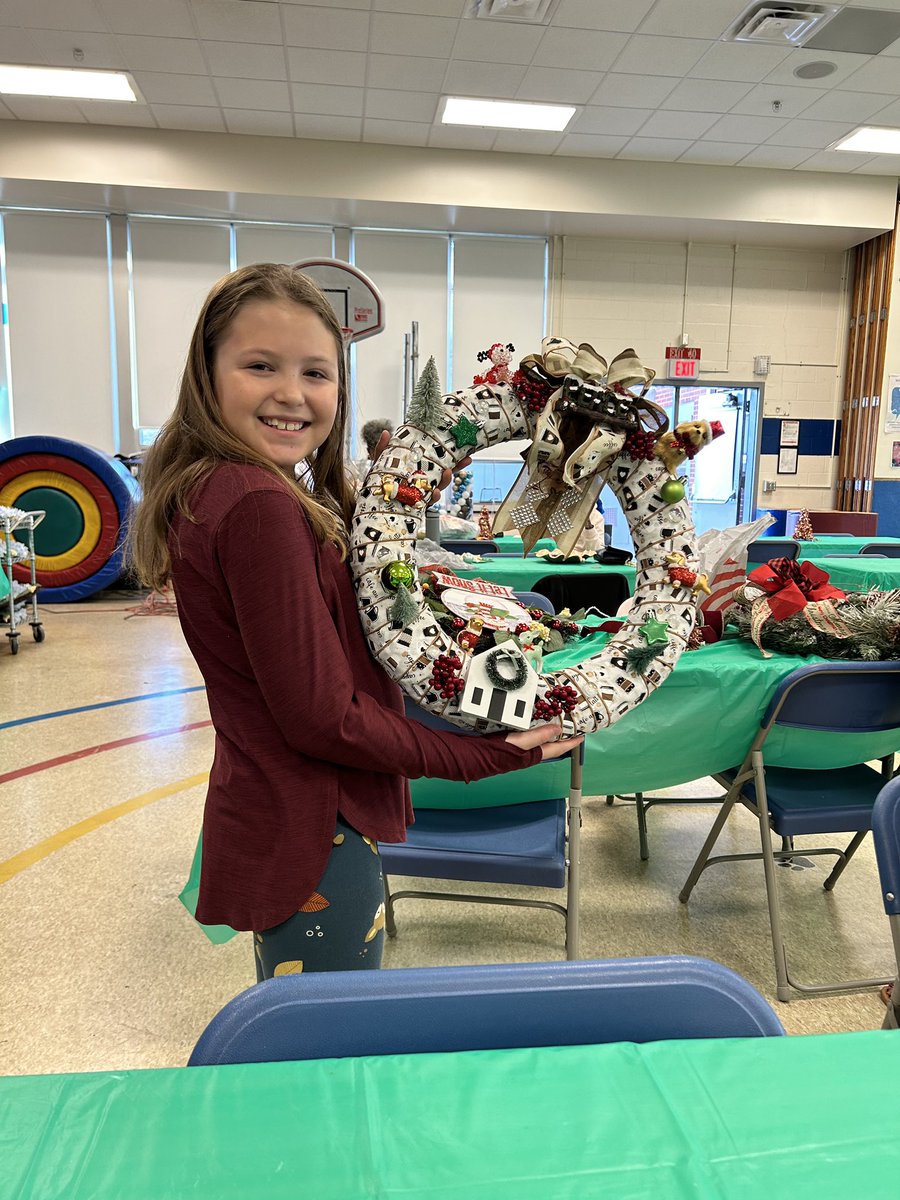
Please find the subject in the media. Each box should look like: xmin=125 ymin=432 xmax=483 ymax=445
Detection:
xmin=458 ymin=644 xmax=538 ymax=730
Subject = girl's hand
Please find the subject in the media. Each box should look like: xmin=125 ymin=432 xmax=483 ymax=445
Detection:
xmin=505 ymin=724 xmax=584 ymax=761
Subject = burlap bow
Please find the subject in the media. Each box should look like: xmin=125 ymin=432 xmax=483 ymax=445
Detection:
xmin=494 ymin=337 xmax=661 ymax=556
xmin=744 ymin=558 xmax=849 ymax=656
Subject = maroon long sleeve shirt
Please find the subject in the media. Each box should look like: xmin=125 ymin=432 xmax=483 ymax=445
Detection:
xmin=169 ymin=463 xmax=540 ymax=931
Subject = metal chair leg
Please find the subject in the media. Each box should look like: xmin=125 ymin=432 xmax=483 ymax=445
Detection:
xmin=751 ymin=755 xmax=793 ymax=1003
xmin=679 ymin=783 xmax=741 ymax=902
xmin=635 ymin=792 xmax=649 ymax=861
xmin=823 ymin=830 xmax=868 ymax=891
xmin=382 ymin=874 xmax=397 ymax=938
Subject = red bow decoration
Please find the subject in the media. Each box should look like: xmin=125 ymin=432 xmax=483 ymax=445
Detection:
xmin=747 ymin=557 xmax=845 ymax=620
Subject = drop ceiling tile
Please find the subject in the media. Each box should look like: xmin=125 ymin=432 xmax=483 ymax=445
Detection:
xmin=224 ymin=108 xmax=295 ymax=137
xmin=427 ymin=123 xmax=496 ymax=149
xmin=762 ymin=48 xmax=869 ymax=88
xmin=80 ymin=100 xmax=157 ymax=126
xmin=450 ymin=17 xmax=543 ymax=64
xmin=555 ymin=0 xmax=656 ymax=33
xmin=287 ymin=48 xmax=367 ymax=86
xmin=836 ymin=52 xmax=900 ymax=93
xmin=690 ymin=42 xmax=792 ymax=83
xmin=765 ymin=118 xmax=857 ymax=148
xmin=677 ymin=141 xmax=749 ymax=165
xmin=293 ymin=113 xmax=362 ymax=140
xmin=282 ymin=6 xmax=370 ymax=52
xmin=214 ymin=77 xmax=291 ymax=111
xmin=363 ymin=117 xmax=431 ymax=145
xmin=617 ymin=136 xmax=696 ymax=161
xmin=737 ymin=144 xmax=817 ymax=168
xmin=0 ymin=95 xmax=88 ymax=121
xmin=0 ymin=28 xmax=43 ymax=63
xmin=515 ymin=66 xmax=600 ymax=104
xmin=364 ymin=88 xmax=439 ymax=122
xmin=191 ymin=0 xmax=282 ymax=45
xmin=370 ymin=12 xmax=461 ymax=59
xmin=877 ymin=34 xmax=900 ymax=55
xmin=0 ymin=98 xmax=15 ymax=118
xmin=852 ymin=153 xmax=900 ymax=174
xmin=371 ymin=0 xmax=466 ymax=13
xmin=532 ymin=28 xmax=628 ymax=73
xmin=589 ymin=73 xmax=680 ymax=107
xmin=492 ymin=129 xmax=565 ymax=154
xmin=150 ymin=103 xmax=227 ymax=131
xmin=131 ymin=71 xmax=218 ymax=106
xmin=730 ymin=83 xmax=825 ymax=118
xmin=114 ymin=34 xmax=207 ymax=74
xmin=555 ymin=131 xmax=630 ymax=156
xmin=291 ymin=82 xmax=363 ymax=117
xmin=443 ymin=59 xmax=526 ymax=98
xmin=702 ymin=113 xmax=786 ymax=143
xmin=611 ymin=34 xmax=713 ymax=76
xmin=570 ymin=106 xmax=653 ymax=136
xmin=368 ymin=53 xmax=446 ymax=91
xmin=844 ymin=0 xmax=900 ymax=10
xmin=637 ymin=0 xmax=740 ymax=39
xmin=799 ymin=90 xmax=892 ymax=122
xmin=866 ymin=95 xmax=900 ymax=122
xmin=659 ymin=78 xmax=753 ymax=112
xmin=203 ymin=42 xmax=287 ymax=81
xmin=26 ymin=28 xmax=124 ymax=69
xmin=795 ymin=149 xmax=871 ymax=171
xmin=3 ymin=0 xmax=107 ymax=32
xmin=97 ymin=0 xmax=195 ymax=38
xmin=639 ymin=109 xmax=719 ymax=139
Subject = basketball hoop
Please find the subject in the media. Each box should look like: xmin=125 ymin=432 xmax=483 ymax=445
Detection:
xmin=292 ymin=259 xmax=384 ymax=346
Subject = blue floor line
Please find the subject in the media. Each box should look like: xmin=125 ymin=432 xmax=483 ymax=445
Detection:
xmin=1 ymin=685 xmax=206 ymax=731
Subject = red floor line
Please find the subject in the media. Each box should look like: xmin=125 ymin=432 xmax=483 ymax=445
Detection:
xmin=0 ymin=720 xmax=213 ymax=786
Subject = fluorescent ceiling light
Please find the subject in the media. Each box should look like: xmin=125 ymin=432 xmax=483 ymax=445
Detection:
xmin=441 ymin=96 xmax=575 ymax=132
xmin=833 ymin=126 xmax=900 ymax=154
xmin=0 ymin=64 xmax=137 ymax=102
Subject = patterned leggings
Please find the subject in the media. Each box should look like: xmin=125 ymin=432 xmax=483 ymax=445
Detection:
xmin=254 ymin=817 xmax=385 ymax=980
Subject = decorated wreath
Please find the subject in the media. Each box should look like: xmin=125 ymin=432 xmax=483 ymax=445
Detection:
xmin=350 ymin=337 xmax=723 ymax=733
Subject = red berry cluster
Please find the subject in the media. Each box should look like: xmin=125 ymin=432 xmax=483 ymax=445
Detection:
xmin=533 ymin=683 xmax=579 ymax=721
xmin=510 ymin=369 xmax=554 ymax=415
xmin=623 ymin=429 xmax=658 ymax=461
xmin=430 ymin=654 xmax=465 ymax=700
xmin=450 ymin=616 xmax=466 ymax=631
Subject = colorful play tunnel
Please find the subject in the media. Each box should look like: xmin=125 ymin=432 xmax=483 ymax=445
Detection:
xmin=0 ymin=436 xmax=139 ymax=601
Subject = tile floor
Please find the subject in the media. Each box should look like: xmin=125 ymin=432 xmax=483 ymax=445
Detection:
xmin=0 ymin=590 xmax=892 ymax=1076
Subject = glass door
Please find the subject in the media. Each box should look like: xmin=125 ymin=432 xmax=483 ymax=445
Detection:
xmin=643 ymin=382 xmax=761 ymax=538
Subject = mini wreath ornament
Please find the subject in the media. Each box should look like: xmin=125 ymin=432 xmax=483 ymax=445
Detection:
xmin=350 ymin=336 xmax=717 ymax=734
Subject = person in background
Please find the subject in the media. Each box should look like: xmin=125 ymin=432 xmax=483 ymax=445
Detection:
xmin=354 ymin=417 xmax=394 ymax=483
xmin=127 ymin=263 xmax=580 ymax=981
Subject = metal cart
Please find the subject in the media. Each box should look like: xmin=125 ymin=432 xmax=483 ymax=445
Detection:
xmin=1 ymin=508 xmax=45 ymax=655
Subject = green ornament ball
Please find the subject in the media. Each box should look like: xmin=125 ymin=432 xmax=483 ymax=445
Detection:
xmin=659 ymin=477 xmax=685 ymax=505
xmin=381 ymin=560 xmax=416 ymax=591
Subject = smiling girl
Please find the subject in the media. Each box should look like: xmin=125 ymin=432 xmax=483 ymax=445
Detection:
xmin=128 ymin=263 xmax=580 ymax=979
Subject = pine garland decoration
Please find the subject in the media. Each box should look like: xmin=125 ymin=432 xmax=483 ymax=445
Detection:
xmin=625 ymin=644 xmax=665 ymax=673
xmin=728 ymin=587 xmax=900 ymax=660
xmin=407 ymin=356 xmax=444 ymax=432
xmin=388 ymin=583 xmax=419 ymax=629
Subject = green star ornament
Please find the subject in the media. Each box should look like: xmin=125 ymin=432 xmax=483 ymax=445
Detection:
xmin=638 ymin=616 xmax=670 ymax=645
xmin=449 ymin=415 xmax=481 ymax=449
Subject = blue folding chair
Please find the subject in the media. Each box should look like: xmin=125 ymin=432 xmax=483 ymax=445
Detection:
xmin=680 ymin=662 xmax=900 ymax=1001
xmin=861 ymin=543 xmax=900 ymax=558
xmin=512 ymin=590 xmax=554 ymax=614
xmin=187 ymin=955 xmax=784 ymax=1064
xmin=380 ymin=696 xmax=583 ymax=959
xmin=746 ymin=539 xmax=800 ymax=564
xmin=872 ymin=776 xmax=900 ymax=1029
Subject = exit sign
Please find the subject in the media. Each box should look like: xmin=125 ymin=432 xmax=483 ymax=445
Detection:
xmin=665 ymin=345 xmax=701 ymax=380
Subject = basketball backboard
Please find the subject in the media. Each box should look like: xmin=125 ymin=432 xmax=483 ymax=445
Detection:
xmin=293 ymin=258 xmax=384 ymax=344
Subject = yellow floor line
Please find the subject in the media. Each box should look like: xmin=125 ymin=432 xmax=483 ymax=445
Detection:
xmin=0 ymin=772 xmax=209 ymax=885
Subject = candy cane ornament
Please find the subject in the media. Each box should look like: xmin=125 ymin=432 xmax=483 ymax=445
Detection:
xmin=350 ymin=338 xmax=716 ymax=734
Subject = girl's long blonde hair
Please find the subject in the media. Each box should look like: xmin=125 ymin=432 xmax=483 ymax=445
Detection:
xmin=127 ymin=263 xmax=355 ymax=590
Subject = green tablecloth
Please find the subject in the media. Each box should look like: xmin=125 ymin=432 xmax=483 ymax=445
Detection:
xmin=454 ymin=557 xmax=637 ymax=595
xmin=795 ymin=535 xmax=900 ymax=559
xmin=412 ymin=635 xmax=900 ymax=808
xmin=806 ymin=556 xmax=900 ymax=593
xmin=4 ymin=1031 xmax=898 ymax=1198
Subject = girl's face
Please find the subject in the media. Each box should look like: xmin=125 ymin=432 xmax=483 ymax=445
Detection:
xmin=212 ymin=298 xmax=340 ymax=474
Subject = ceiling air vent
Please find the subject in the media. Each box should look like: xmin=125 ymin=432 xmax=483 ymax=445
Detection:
xmin=466 ymin=0 xmax=560 ymax=24
xmin=725 ymin=2 xmax=841 ymax=45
